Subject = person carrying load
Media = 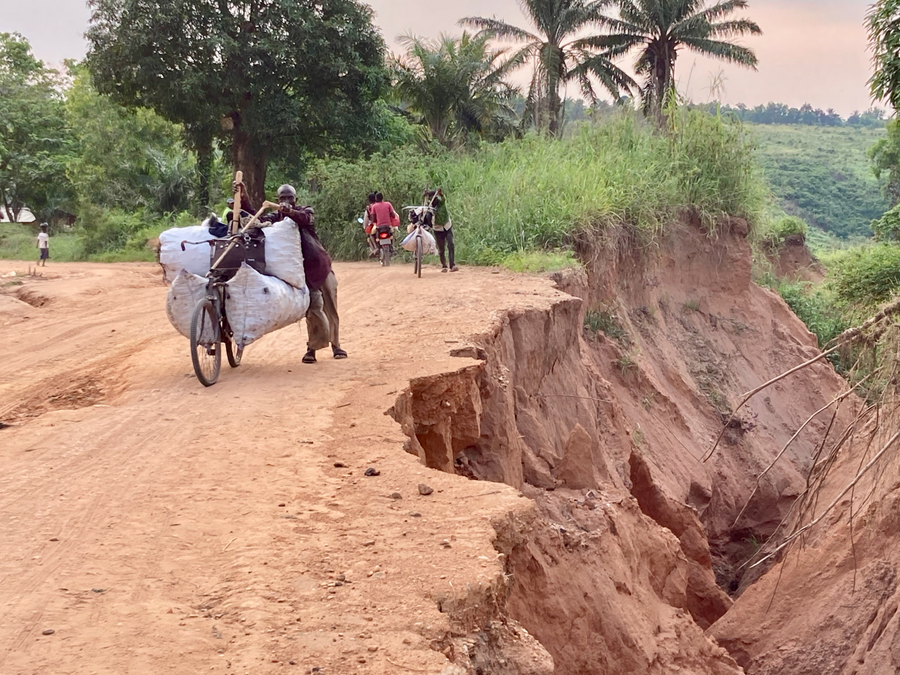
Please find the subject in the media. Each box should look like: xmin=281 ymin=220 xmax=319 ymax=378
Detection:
xmin=233 ymin=180 xmax=347 ymax=363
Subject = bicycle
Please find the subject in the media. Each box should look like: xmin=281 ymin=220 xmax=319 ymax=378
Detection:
xmin=181 ymin=201 xmax=273 ymax=386
xmin=403 ymin=205 xmax=435 ymax=278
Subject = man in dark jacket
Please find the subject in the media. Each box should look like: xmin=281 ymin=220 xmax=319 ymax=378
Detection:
xmin=234 ymin=181 xmax=347 ymax=363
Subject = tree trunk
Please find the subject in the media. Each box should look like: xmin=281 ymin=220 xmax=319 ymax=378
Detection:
xmin=196 ymin=143 xmax=212 ymax=216
xmin=232 ymin=126 xmax=269 ymax=207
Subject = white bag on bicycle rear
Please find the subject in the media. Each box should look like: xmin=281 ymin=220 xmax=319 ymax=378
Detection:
xmin=225 ymin=264 xmax=310 ymax=346
xmin=166 ymin=269 xmax=210 ymax=339
xmin=159 ymin=222 xmax=219 ymax=283
xmin=401 ymin=228 xmax=437 ymax=254
xmin=261 ymin=218 xmax=305 ymax=289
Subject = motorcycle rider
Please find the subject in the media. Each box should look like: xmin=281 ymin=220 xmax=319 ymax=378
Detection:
xmin=362 ymin=192 xmax=378 ymax=257
xmin=233 ymin=180 xmax=347 ymax=363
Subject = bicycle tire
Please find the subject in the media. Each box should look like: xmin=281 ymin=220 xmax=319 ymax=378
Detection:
xmin=190 ymin=298 xmax=221 ymax=386
xmin=415 ymin=236 xmax=423 ymax=278
xmin=225 ymin=333 xmax=242 ymax=368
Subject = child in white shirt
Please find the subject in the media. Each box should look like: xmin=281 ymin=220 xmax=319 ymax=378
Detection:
xmin=36 ymin=223 xmax=49 ymax=266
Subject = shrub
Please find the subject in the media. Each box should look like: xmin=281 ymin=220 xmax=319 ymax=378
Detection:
xmin=759 ymin=215 xmax=809 ymax=247
xmin=828 ymin=244 xmax=900 ymax=313
xmin=870 ymin=203 xmax=900 ymax=242
xmin=304 ymin=109 xmax=767 ymax=264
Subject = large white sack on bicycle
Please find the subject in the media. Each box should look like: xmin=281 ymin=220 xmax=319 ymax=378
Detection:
xmin=260 ymin=218 xmax=305 ymax=289
xmin=225 ymin=264 xmax=310 ymax=346
xmin=159 ymin=222 xmax=218 ymax=283
xmin=400 ymin=228 xmax=437 ymax=254
xmin=166 ymin=269 xmax=213 ymax=340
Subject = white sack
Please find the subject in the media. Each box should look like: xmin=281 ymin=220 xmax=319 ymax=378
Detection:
xmin=401 ymin=228 xmax=437 ymax=254
xmin=225 ymin=264 xmax=310 ymax=346
xmin=166 ymin=269 xmax=212 ymax=340
xmin=159 ymin=222 xmax=218 ymax=283
xmin=261 ymin=218 xmax=305 ymax=289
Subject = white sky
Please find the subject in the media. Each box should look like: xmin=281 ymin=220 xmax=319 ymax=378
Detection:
xmin=0 ymin=0 xmax=882 ymax=116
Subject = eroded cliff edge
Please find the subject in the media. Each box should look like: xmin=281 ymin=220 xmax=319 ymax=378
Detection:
xmin=391 ymin=219 xmax=857 ymax=674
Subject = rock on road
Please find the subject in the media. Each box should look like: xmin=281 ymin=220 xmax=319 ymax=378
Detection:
xmin=0 ymin=260 xmax=562 ymax=674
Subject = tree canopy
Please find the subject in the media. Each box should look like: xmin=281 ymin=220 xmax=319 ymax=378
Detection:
xmin=86 ymin=0 xmax=388 ymax=206
xmin=460 ymin=0 xmax=636 ymax=136
xmin=391 ymin=32 xmax=522 ymax=146
xmin=0 ymin=33 xmax=72 ymax=222
xmin=596 ymin=0 xmax=761 ymax=116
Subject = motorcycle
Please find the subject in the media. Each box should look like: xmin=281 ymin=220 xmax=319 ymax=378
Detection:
xmin=374 ymin=223 xmax=395 ymax=266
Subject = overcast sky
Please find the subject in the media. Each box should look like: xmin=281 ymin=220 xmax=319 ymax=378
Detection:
xmin=0 ymin=0 xmax=881 ymax=116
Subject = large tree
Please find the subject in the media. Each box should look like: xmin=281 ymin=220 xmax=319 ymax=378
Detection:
xmin=86 ymin=0 xmax=387 ymax=207
xmin=460 ymin=0 xmax=636 ymax=136
xmin=869 ymin=0 xmax=900 ymax=111
xmin=391 ymin=32 xmax=522 ymax=146
xmin=0 ymin=33 xmax=72 ymax=223
xmin=596 ymin=0 xmax=761 ymax=116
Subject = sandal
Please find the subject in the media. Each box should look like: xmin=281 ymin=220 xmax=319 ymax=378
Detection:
xmin=332 ymin=347 xmax=348 ymax=359
xmin=302 ymin=349 xmax=317 ymax=364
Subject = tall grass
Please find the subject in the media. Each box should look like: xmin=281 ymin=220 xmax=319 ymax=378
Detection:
xmin=306 ymin=109 xmax=768 ymax=265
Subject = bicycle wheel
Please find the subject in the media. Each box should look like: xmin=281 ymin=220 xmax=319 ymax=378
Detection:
xmin=415 ymin=236 xmax=423 ymax=278
xmin=190 ymin=298 xmax=221 ymax=386
xmin=225 ymin=332 xmax=243 ymax=368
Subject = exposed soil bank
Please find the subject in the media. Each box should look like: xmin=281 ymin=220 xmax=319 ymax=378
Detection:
xmin=392 ymin=219 xmax=857 ymax=673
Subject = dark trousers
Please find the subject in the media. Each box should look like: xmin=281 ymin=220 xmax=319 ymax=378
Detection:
xmin=435 ymin=228 xmax=455 ymax=268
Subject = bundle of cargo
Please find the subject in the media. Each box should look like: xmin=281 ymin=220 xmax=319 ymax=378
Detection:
xmin=160 ymin=193 xmax=313 ymax=385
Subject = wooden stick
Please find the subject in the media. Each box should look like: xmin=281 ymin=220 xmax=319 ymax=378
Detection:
xmin=231 ymin=170 xmax=242 ymax=235
xmin=731 ymin=372 xmax=876 ymax=527
xmin=703 ymin=346 xmax=839 ymax=462
xmin=750 ymin=426 xmax=900 ymax=569
xmin=222 ymin=537 xmax=237 ymax=553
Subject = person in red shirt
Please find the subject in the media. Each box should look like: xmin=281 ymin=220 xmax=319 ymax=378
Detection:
xmin=369 ymin=192 xmax=398 ymax=228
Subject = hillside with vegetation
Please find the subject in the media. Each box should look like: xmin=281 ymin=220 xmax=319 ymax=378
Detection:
xmin=748 ymin=123 xmax=887 ymax=239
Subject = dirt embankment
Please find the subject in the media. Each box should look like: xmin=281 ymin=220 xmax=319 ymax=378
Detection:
xmin=391 ymin=219 xmax=857 ymax=673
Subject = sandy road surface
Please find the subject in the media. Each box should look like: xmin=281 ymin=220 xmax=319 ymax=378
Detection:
xmin=0 ymin=260 xmax=562 ymax=675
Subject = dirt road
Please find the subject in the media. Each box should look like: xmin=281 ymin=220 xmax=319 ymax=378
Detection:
xmin=0 ymin=260 xmax=561 ymax=675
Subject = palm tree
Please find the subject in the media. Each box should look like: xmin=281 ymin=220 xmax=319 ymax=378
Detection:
xmin=460 ymin=0 xmax=637 ymax=136
xmin=596 ymin=0 xmax=761 ymax=117
xmin=391 ymin=32 xmax=523 ymax=147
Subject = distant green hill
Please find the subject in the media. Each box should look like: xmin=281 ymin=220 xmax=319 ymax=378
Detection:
xmin=749 ymin=123 xmax=888 ymax=238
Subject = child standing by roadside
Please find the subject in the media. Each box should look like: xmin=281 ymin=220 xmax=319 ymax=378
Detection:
xmin=36 ymin=223 xmax=49 ymax=266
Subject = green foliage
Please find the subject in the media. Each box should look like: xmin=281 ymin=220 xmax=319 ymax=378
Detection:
xmin=867 ymin=0 xmax=900 ymax=110
xmin=302 ymin=145 xmax=433 ymax=261
xmin=759 ymin=215 xmax=809 ymax=247
xmin=584 ymin=308 xmax=629 ymax=344
xmin=698 ymin=101 xmax=885 ymax=128
xmin=871 ymin=203 xmax=900 ymax=242
xmin=65 ymin=66 xmax=194 ymax=216
xmin=500 ymin=249 xmax=578 ymax=272
xmin=827 ymin=244 xmax=900 ymax=313
xmin=391 ymin=32 xmax=521 ymax=147
xmin=305 ymin=109 xmax=766 ymax=264
xmin=86 ymin=0 xmax=389 ymax=205
xmin=772 ymin=280 xmax=849 ymax=349
xmin=0 ymin=33 xmax=73 ymax=221
xmin=869 ymin=118 xmax=900 ymax=204
xmin=750 ymin=123 xmax=888 ymax=238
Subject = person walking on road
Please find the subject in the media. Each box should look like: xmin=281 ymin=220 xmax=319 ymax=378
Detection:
xmin=36 ymin=223 xmax=50 ymax=266
xmin=233 ymin=180 xmax=348 ymax=363
xmin=424 ymin=189 xmax=456 ymax=272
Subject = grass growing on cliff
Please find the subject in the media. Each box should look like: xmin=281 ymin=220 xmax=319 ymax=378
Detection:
xmin=305 ymin=109 xmax=768 ymax=265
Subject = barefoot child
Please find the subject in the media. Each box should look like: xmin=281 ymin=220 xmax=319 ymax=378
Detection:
xmin=36 ymin=223 xmax=49 ymax=266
